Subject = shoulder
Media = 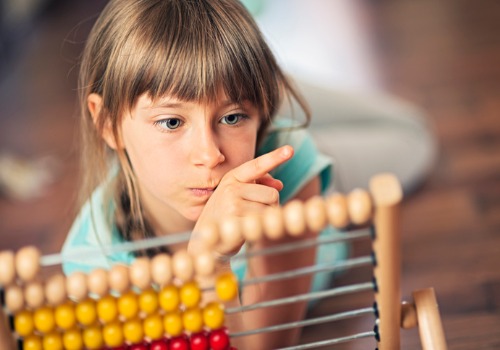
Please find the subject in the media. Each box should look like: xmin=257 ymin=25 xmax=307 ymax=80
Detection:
xmin=61 ymin=181 xmax=134 ymax=275
xmin=258 ymin=120 xmax=333 ymax=203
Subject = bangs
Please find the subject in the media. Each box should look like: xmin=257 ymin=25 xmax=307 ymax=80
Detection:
xmin=110 ymin=0 xmax=280 ymax=117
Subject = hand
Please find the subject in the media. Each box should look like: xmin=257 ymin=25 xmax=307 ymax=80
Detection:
xmin=190 ymin=145 xmax=294 ymax=258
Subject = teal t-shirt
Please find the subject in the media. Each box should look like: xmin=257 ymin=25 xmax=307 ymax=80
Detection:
xmin=61 ymin=125 xmax=349 ymax=292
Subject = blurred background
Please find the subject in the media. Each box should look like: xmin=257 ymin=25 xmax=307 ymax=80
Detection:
xmin=1 ymin=0 xmax=499 ymax=348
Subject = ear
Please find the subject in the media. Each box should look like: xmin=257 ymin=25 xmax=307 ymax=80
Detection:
xmin=88 ymin=93 xmax=120 ymax=150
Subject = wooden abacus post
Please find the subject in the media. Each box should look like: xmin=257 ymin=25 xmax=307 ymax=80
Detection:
xmin=413 ymin=288 xmax=448 ymax=350
xmin=370 ymin=174 xmax=403 ymax=350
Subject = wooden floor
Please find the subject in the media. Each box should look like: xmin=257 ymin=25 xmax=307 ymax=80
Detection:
xmin=1 ymin=1 xmax=499 ymax=349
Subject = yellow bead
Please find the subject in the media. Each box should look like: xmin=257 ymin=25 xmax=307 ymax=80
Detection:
xmin=23 ymin=335 xmax=42 ymax=350
xmin=143 ymin=313 xmax=164 ymax=340
xmin=83 ymin=325 xmax=103 ymax=350
xmin=75 ymin=299 xmax=97 ymax=326
xmin=103 ymin=321 xmax=124 ymax=348
xmin=118 ymin=291 xmax=139 ymax=320
xmin=34 ymin=307 xmax=55 ymax=334
xmin=182 ymin=307 xmax=203 ymax=333
xmin=215 ymin=272 xmax=238 ymax=301
xmin=97 ymin=295 xmax=118 ymax=323
xmin=202 ymin=302 xmax=225 ymax=330
xmin=123 ymin=318 xmax=144 ymax=344
xmin=139 ymin=288 xmax=159 ymax=315
xmin=42 ymin=332 xmax=63 ymax=350
xmin=62 ymin=329 xmax=83 ymax=350
xmin=163 ymin=311 xmax=183 ymax=337
xmin=55 ymin=303 xmax=76 ymax=330
xmin=158 ymin=285 xmax=180 ymax=312
xmin=180 ymin=281 xmax=201 ymax=308
xmin=14 ymin=310 xmax=34 ymax=337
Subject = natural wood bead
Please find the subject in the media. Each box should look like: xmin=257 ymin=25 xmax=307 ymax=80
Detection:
xmin=66 ymin=271 xmax=88 ymax=301
xmin=219 ymin=216 xmax=244 ymax=253
xmin=194 ymin=250 xmax=215 ymax=277
xmin=305 ymin=195 xmax=328 ymax=232
xmin=151 ymin=253 xmax=173 ymax=287
xmin=45 ymin=274 xmax=67 ymax=306
xmin=241 ymin=212 xmax=263 ymax=242
xmin=15 ymin=246 xmax=41 ymax=282
xmin=347 ymin=189 xmax=373 ymax=225
xmin=108 ymin=264 xmax=130 ymax=294
xmin=5 ymin=285 xmax=24 ymax=313
xmin=87 ymin=268 xmax=109 ymax=297
xmin=197 ymin=222 xmax=220 ymax=249
xmin=0 ymin=251 xmax=16 ymax=286
xmin=130 ymin=257 xmax=152 ymax=290
xmin=172 ymin=250 xmax=194 ymax=283
xmin=262 ymin=206 xmax=285 ymax=240
xmin=326 ymin=193 xmax=349 ymax=228
xmin=283 ymin=199 xmax=306 ymax=237
xmin=24 ymin=281 xmax=45 ymax=309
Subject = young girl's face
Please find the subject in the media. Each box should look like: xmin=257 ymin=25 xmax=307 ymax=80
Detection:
xmin=119 ymin=92 xmax=261 ymax=231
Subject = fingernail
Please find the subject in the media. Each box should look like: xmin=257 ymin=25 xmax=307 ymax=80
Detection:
xmin=281 ymin=145 xmax=293 ymax=158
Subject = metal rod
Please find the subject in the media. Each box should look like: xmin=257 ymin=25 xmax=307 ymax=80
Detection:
xmin=225 ymin=281 xmax=374 ymax=314
xmin=230 ymin=228 xmax=372 ymax=262
xmin=240 ymin=256 xmax=373 ymax=287
xmin=276 ymin=331 xmax=376 ymax=350
xmin=230 ymin=307 xmax=374 ymax=338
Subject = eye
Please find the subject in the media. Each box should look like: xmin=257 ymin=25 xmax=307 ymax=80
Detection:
xmin=220 ymin=114 xmax=247 ymax=125
xmin=155 ymin=118 xmax=183 ymax=130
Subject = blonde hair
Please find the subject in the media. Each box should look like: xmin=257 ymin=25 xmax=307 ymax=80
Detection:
xmin=78 ymin=0 xmax=310 ymax=242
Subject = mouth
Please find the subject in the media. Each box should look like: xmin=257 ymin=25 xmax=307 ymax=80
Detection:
xmin=190 ymin=186 xmax=217 ymax=197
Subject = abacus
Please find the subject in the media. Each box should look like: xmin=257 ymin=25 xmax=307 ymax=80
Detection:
xmin=0 ymin=173 xmax=447 ymax=349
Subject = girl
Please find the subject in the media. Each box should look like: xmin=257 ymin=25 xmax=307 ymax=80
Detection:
xmin=62 ymin=0 xmax=347 ymax=347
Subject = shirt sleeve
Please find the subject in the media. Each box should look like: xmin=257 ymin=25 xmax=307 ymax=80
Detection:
xmin=257 ymin=126 xmax=334 ymax=203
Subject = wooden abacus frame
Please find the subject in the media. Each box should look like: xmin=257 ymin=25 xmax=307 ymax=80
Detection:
xmin=0 ymin=173 xmax=447 ymax=350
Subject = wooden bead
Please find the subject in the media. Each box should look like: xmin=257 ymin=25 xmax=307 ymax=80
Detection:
xmin=262 ymin=206 xmax=285 ymax=240
xmin=108 ymin=264 xmax=130 ymax=294
xmin=0 ymin=250 xmax=16 ymax=286
xmin=87 ymin=268 xmax=109 ymax=297
xmin=66 ymin=271 xmax=88 ymax=301
xmin=45 ymin=274 xmax=67 ymax=306
xmin=130 ymin=257 xmax=152 ymax=290
xmin=218 ymin=216 xmax=244 ymax=255
xmin=197 ymin=222 xmax=220 ymax=249
xmin=305 ymin=195 xmax=328 ymax=232
xmin=347 ymin=189 xmax=373 ymax=225
xmin=172 ymin=250 xmax=194 ymax=283
xmin=15 ymin=246 xmax=41 ymax=282
xmin=5 ymin=285 xmax=24 ymax=313
xmin=326 ymin=193 xmax=349 ymax=228
xmin=24 ymin=281 xmax=45 ymax=309
xmin=151 ymin=253 xmax=173 ymax=287
xmin=194 ymin=250 xmax=215 ymax=277
xmin=241 ymin=212 xmax=263 ymax=242
xmin=283 ymin=199 xmax=306 ymax=237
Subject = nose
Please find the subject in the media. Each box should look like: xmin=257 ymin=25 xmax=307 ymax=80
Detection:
xmin=190 ymin=126 xmax=225 ymax=169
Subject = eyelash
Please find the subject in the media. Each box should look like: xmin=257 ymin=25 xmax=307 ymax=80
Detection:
xmin=154 ymin=113 xmax=249 ymax=132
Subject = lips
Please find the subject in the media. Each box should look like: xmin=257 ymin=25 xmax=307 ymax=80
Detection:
xmin=190 ymin=187 xmax=216 ymax=197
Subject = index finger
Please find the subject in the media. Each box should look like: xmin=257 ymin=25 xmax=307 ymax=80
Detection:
xmin=232 ymin=145 xmax=294 ymax=183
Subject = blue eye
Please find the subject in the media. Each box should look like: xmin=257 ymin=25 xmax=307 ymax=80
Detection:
xmin=155 ymin=118 xmax=183 ymax=130
xmin=221 ymin=114 xmax=246 ymax=125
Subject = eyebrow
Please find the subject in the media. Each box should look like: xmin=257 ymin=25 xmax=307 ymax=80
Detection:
xmin=149 ymin=99 xmax=242 ymax=110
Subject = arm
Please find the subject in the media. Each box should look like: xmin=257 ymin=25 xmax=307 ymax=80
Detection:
xmin=238 ymin=176 xmax=320 ymax=348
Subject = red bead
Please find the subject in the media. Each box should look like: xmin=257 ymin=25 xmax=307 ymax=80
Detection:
xmin=170 ymin=336 xmax=189 ymax=350
xmin=209 ymin=328 xmax=230 ymax=350
xmin=190 ymin=332 xmax=209 ymax=350
xmin=129 ymin=343 xmax=149 ymax=350
xmin=150 ymin=339 xmax=169 ymax=350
